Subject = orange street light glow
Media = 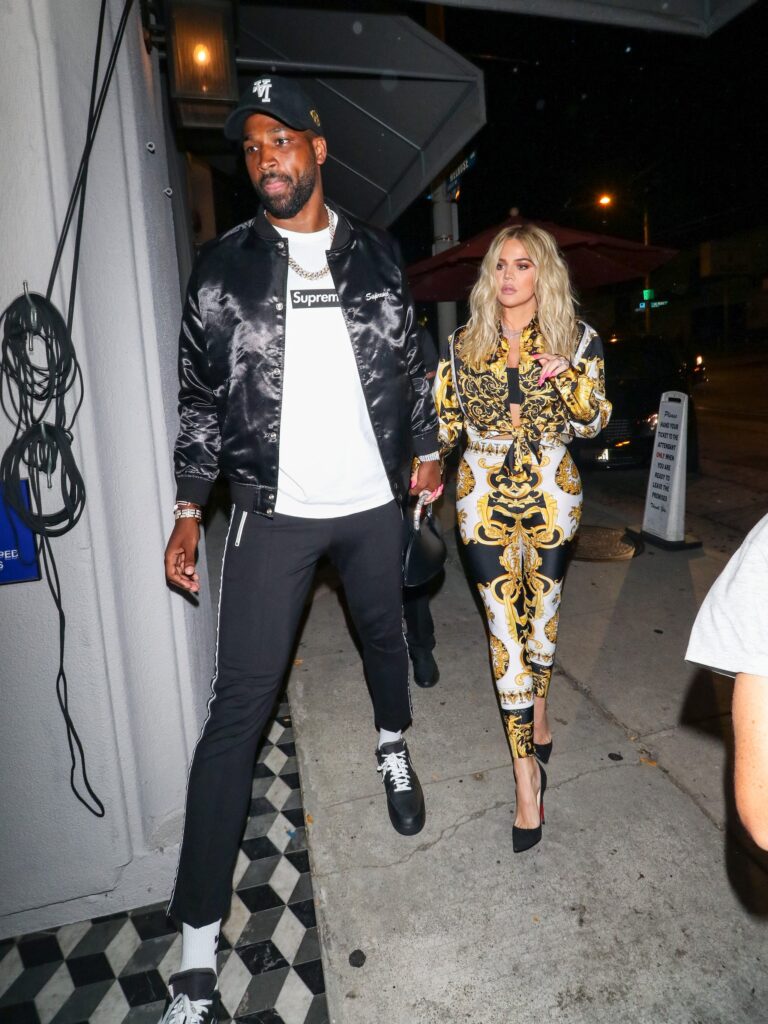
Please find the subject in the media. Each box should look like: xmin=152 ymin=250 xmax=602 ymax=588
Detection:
xmin=193 ymin=43 xmax=211 ymax=66
xmin=598 ymin=194 xmax=613 ymax=206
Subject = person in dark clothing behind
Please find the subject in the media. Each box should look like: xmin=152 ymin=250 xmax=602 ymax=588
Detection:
xmin=404 ymin=322 xmax=442 ymax=687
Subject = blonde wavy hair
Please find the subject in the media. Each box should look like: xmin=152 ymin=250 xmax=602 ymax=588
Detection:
xmin=459 ymin=224 xmax=578 ymax=368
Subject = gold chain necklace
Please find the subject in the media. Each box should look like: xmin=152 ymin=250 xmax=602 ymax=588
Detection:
xmin=286 ymin=206 xmax=337 ymax=281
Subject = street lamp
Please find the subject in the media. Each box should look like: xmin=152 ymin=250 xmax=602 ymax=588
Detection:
xmin=596 ymin=193 xmax=652 ymax=332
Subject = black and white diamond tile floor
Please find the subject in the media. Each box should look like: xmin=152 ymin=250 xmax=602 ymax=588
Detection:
xmin=0 ymin=704 xmax=328 ymax=1024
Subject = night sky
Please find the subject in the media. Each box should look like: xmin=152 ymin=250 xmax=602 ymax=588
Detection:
xmin=392 ymin=0 xmax=768 ymax=262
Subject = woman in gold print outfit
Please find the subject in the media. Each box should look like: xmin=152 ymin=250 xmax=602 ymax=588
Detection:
xmin=434 ymin=225 xmax=611 ymax=851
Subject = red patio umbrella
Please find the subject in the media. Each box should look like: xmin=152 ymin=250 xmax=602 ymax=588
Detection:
xmin=407 ymin=216 xmax=677 ymax=301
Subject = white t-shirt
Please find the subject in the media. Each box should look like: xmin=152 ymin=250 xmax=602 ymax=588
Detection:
xmin=273 ymin=221 xmax=393 ymax=518
xmin=686 ymin=512 xmax=768 ymax=678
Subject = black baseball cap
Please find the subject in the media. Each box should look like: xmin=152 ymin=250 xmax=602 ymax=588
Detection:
xmin=223 ymin=75 xmax=323 ymax=140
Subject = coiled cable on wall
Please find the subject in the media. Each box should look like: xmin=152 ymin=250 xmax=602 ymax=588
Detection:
xmin=0 ymin=0 xmax=136 ymax=817
xmin=0 ymin=293 xmax=86 ymax=537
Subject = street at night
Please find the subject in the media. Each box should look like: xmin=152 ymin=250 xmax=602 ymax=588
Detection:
xmin=696 ymin=357 xmax=768 ymax=474
xmin=576 ymin=351 xmax=768 ymax=509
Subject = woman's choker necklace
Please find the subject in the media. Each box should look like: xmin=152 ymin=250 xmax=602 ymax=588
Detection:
xmin=501 ymin=324 xmax=524 ymax=339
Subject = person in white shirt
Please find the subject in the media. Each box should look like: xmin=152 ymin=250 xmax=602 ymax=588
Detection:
xmin=686 ymin=513 xmax=768 ymax=853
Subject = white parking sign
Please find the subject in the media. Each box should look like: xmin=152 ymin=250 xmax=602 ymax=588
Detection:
xmin=642 ymin=391 xmax=688 ymax=546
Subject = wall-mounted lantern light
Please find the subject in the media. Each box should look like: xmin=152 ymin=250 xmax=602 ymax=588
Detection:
xmin=166 ymin=0 xmax=238 ymax=129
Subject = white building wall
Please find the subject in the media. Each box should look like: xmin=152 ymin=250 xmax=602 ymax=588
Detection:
xmin=0 ymin=0 xmax=214 ymax=938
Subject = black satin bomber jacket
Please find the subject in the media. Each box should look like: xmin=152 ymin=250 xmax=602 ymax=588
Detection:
xmin=173 ymin=200 xmax=439 ymax=516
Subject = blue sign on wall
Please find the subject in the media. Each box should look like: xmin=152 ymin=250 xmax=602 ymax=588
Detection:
xmin=0 ymin=480 xmax=41 ymax=585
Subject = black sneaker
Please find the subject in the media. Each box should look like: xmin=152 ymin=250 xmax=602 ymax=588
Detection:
xmin=376 ymin=739 xmax=426 ymax=835
xmin=160 ymin=969 xmax=219 ymax=1023
xmin=411 ymin=649 xmax=439 ymax=688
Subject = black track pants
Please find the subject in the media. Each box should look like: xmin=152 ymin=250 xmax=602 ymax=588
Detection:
xmin=168 ymin=500 xmax=411 ymax=927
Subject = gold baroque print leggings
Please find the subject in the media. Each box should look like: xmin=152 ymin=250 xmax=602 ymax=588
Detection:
xmin=456 ymin=430 xmax=583 ymax=759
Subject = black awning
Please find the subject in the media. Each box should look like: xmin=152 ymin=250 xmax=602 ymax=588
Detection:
xmin=409 ymin=0 xmax=756 ymax=37
xmin=234 ymin=5 xmax=485 ymax=227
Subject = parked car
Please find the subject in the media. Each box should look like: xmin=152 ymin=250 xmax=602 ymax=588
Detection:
xmin=571 ymin=334 xmax=701 ymax=470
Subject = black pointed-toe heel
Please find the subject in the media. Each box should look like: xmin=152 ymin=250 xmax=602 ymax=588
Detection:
xmin=534 ymin=739 xmax=553 ymax=764
xmin=512 ymin=765 xmax=547 ymax=854
xmin=512 ymin=820 xmax=542 ymax=853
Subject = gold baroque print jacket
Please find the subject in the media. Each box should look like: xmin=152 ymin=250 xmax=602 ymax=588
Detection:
xmin=434 ymin=318 xmax=612 ymax=457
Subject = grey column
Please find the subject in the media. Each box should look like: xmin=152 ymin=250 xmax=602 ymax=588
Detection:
xmin=0 ymin=0 xmax=214 ymax=937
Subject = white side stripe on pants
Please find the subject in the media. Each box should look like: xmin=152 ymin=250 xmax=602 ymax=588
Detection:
xmin=166 ymin=505 xmax=236 ymax=914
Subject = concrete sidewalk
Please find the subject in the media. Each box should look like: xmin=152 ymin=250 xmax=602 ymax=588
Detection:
xmin=285 ymin=476 xmax=768 ymax=1024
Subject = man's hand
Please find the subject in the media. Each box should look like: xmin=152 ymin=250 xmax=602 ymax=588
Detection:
xmin=164 ymin=518 xmax=201 ymax=594
xmin=410 ymin=460 xmax=442 ymax=503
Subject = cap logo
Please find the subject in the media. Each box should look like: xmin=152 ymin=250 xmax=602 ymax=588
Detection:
xmin=252 ymin=78 xmax=273 ymax=102
xmin=310 ymin=109 xmax=321 ymax=126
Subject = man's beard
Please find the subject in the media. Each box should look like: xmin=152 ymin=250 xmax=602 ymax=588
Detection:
xmin=255 ymin=165 xmax=317 ymax=219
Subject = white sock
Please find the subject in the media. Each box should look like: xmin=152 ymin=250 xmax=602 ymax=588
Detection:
xmin=179 ymin=920 xmax=221 ymax=975
xmin=379 ymin=728 xmax=402 ymax=748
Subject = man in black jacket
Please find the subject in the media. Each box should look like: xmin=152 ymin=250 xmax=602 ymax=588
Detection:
xmin=159 ymin=77 xmax=441 ymax=1023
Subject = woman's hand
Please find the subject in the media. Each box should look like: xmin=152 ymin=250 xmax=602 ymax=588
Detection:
xmin=533 ymin=352 xmax=571 ymax=386
xmin=410 ymin=460 xmax=443 ymax=503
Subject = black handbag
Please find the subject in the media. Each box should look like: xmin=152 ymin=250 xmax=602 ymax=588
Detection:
xmin=403 ymin=491 xmax=447 ymax=587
